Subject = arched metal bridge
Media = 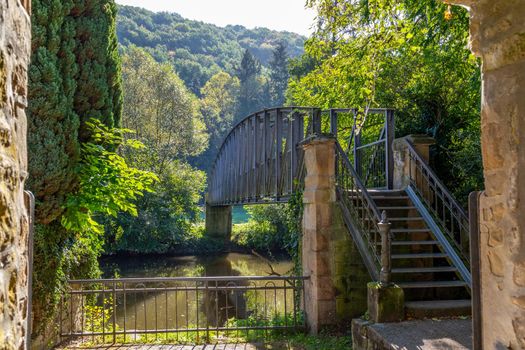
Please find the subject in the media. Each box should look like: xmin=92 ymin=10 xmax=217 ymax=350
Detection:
xmin=207 ymin=106 xmax=395 ymax=206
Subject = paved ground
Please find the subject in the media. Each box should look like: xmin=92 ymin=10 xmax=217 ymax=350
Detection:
xmin=58 ymin=343 xmax=286 ymax=350
xmin=367 ymin=318 xmax=472 ymax=349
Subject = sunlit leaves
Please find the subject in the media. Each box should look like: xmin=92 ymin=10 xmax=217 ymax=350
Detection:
xmin=289 ymin=0 xmax=482 ymax=202
xmin=61 ymin=119 xmax=158 ymax=240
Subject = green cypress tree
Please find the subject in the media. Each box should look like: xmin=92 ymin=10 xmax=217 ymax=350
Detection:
xmin=268 ymin=42 xmax=290 ymax=106
xmin=27 ymin=0 xmax=122 ymax=333
xmin=236 ymin=49 xmax=263 ymax=119
xmin=72 ymin=0 xmax=123 ymax=141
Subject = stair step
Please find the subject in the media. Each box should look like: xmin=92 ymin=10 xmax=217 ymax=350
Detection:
xmin=391 ymin=240 xmax=439 ymax=246
xmin=369 ymin=196 xmax=409 ymax=200
xmin=391 ymin=228 xmax=431 ymax=233
xmin=397 ymin=281 xmax=468 ymax=289
xmin=405 ymin=300 xmax=471 ymax=318
xmin=392 ymin=253 xmax=448 ymax=259
xmin=365 ymin=217 xmax=423 ymax=221
xmin=392 ymin=267 xmax=457 ymax=273
xmin=378 ymin=206 xmax=417 ymax=210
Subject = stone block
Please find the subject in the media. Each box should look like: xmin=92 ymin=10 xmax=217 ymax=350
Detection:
xmin=367 ymin=282 xmax=404 ymax=323
xmin=0 ymin=1 xmax=31 ymax=349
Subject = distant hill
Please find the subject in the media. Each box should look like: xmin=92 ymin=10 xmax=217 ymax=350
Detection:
xmin=117 ymin=5 xmax=306 ymax=94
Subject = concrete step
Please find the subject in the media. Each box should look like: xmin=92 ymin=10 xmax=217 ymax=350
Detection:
xmin=365 ymin=217 xmax=424 ymax=221
xmin=378 ymin=206 xmax=417 ymax=210
xmin=391 ymin=240 xmax=439 ymax=246
xmin=392 ymin=266 xmax=457 ymax=274
xmin=405 ymin=299 xmax=472 ymax=318
xmin=391 ymin=228 xmax=431 ymax=233
xmin=392 ymin=253 xmax=448 ymax=259
xmin=397 ymin=280 xmax=468 ymax=289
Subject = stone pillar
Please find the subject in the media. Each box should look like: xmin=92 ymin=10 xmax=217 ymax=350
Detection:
xmin=392 ymin=134 xmax=435 ymax=190
xmin=446 ymin=1 xmax=525 ymax=348
xmin=205 ymin=204 xmax=232 ymax=243
xmin=301 ymin=135 xmax=337 ymax=334
xmin=0 ymin=1 xmax=31 ymax=349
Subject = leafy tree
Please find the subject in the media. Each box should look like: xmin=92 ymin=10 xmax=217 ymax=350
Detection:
xmin=289 ymin=0 xmax=482 ymax=202
xmin=105 ymin=162 xmax=205 ymax=253
xmin=28 ymin=0 xmax=123 ymax=332
xmin=62 ymin=120 xmax=158 ymax=237
xmin=268 ymin=42 xmax=290 ymax=106
xmin=74 ymin=0 xmax=123 ymax=142
xmin=194 ymin=72 xmax=240 ymax=171
xmin=236 ymin=50 xmax=265 ymax=118
xmin=105 ymin=47 xmax=207 ymax=254
xmin=117 ymin=5 xmax=306 ymax=94
xmin=121 ymin=46 xmax=208 ymax=172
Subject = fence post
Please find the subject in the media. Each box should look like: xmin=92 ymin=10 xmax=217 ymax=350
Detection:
xmin=385 ymin=109 xmax=395 ymax=190
xmin=329 ymin=109 xmax=338 ymax=137
xmin=378 ymin=211 xmax=392 ymax=285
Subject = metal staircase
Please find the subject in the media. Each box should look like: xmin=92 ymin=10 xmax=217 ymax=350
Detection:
xmin=370 ymin=189 xmax=471 ymax=318
xmin=335 ymin=139 xmax=472 ymax=319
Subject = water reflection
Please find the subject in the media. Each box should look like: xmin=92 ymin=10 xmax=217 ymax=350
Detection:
xmin=98 ymin=253 xmax=294 ymax=333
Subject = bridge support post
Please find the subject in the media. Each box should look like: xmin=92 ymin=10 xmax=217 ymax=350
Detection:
xmin=205 ymin=204 xmax=232 ymax=244
xmin=301 ymin=135 xmax=338 ymax=334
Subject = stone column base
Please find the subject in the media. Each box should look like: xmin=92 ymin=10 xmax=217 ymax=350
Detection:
xmin=367 ymin=282 xmax=404 ymax=323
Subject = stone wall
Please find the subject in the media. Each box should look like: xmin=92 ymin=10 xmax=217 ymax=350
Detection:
xmin=0 ymin=0 xmax=31 ymax=349
xmin=447 ymin=1 xmax=525 ymax=348
xmin=330 ymin=204 xmax=369 ymax=321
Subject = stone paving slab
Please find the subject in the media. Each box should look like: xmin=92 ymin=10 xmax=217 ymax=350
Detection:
xmin=58 ymin=343 xmax=274 ymax=350
xmin=366 ymin=318 xmax=472 ymax=349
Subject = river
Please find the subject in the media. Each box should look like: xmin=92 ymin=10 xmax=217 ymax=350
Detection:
xmin=95 ymin=253 xmax=296 ymax=336
xmin=100 ymin=253 xmax=293 ymax=278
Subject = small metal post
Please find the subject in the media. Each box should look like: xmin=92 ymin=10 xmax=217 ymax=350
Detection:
xmin=112 ymin=282 xmax=117 ymax=344
xmin=378 ymin=210 xmax=392 ymax=285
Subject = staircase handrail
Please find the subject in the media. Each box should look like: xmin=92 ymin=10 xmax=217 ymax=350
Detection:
xmin=404 ymin=139 xmax=471 ymax=267
xmin=335 ymin=141 xmax=389 ymax=281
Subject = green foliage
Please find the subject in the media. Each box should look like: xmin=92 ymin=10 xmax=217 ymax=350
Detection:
xmin=121 ymin=46 xmax=208 ymax=164
xmin=193 ymin=71 xmax=240 ymax=172
xmin=268 ymin=42 xmax=290 ymax=106
xmin=288 ymin=0 xmax=482 ymax=202
xmin=74 ymin=0 xmax=123 ymax=142
xmin=28 ymin=0 xmax=124 ymax=333
xmin=232 ymin=190 xmax=303 ymax=270
xmin=62 ymin=119 xmax=158 ymax=238
xmin=236 ymin=49 xmax=266 ymax=118
xmin=103 ymin=47 xmax=208 ymax=254
xmin=105 ymin=162 xmax=206 ymax=254
xmin=117 ymin=5 xmax=305 ymax=94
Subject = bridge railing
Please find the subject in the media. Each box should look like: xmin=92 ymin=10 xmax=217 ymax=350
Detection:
xmin=404 ymin=139 xmax=471 ymax=278
xmin=208 ymin=106 xmax=395 ymax=206
xmin=58 ymin=276 xmax=307 ymax=345
xmin=208 ymin=107 xmax=321 ymax=206
xmin=334 ymin=141 xmax=389 ymax=281
xmin=326 ymin=108 xmax=395 ymax=190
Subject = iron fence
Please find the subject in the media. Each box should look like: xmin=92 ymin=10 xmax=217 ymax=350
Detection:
xmin=59 ymin=276 xmax=307 ymax=345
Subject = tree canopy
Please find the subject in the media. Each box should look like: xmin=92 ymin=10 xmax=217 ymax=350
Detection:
xmin=288 ymin=0 xmax=482 ymax=201
xmin=116 ymin=5 xmax=305 ymax=94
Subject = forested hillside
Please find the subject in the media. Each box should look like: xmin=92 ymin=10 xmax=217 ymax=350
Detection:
xmin=117 ymin=5 xmax=305 ymax=93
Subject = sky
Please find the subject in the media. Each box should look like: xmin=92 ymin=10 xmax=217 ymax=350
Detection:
xmin=115 ymin=0 xmax=317 ymax=36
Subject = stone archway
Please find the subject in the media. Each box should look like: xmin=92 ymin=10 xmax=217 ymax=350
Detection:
xmin=447 ymin=1 xmax=525 ymax=348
